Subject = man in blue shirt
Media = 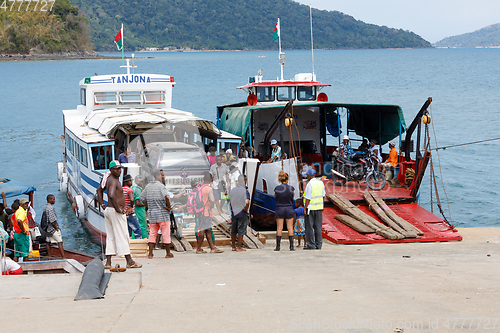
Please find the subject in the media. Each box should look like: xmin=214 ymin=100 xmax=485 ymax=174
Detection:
xmin=228 ymin=175 xmax=250 ymax=252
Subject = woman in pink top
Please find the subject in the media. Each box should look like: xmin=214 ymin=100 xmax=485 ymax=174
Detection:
xmin=206 ymin=143 xmax=217 ymax=166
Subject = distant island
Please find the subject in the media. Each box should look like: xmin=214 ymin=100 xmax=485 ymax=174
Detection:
xmin=435 ymin=23 xmax=500 ymax=48
xmin=0 ymin=0 xmax=92 ymax=54
xmin=71 ymin=0 xmax=431 ymax=51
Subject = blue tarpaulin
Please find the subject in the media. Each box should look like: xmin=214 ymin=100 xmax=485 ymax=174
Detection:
xmin=0 ymin=179 xmax=36 ymax=198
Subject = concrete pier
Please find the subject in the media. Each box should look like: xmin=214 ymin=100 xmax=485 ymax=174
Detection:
xmin=1 ymin=227 xmax=499 ymax=332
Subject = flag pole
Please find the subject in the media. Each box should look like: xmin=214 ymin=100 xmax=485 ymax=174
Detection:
xmin=121 ymin=24 xmax=124 ymax=74
xmin=278 ymin=18 xmax=283 ymax=81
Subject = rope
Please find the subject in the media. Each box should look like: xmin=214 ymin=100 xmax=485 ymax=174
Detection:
xmin=423 ymin=109 xmax=453 ymax=227
xmin=432 ymin=137 xmax=500 ymax=151
xmin=252 ymin=204 xmax=276 ymax=213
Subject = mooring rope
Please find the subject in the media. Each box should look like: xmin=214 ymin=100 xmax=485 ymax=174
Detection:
xmin=432 ymin=137 xmax=500 ymax=151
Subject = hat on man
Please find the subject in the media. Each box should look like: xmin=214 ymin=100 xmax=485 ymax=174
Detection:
xmin=109 ymin=160 xmax=122 ymax=169
xmin=342 ymin=135 xmax=349 ymax=141
xmin=225 ymin=149 xmax=233 ymax=154
xmin=270 ymin=139 xmax=278 ymax=145
xmin=389 ymin=141 xmax=396 ymax=147
xmin=306 ymin=168 xmax=316 ymax=176
xmin=230 ymin=162 xmax=239 ymax=169
xmin=123 ymin=174 xmax=132 ymax=181
xmin=19 ymin=198 xmax=29 ymax=205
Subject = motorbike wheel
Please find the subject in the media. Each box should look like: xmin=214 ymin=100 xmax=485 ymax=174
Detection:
xmin=366 ymin=172 xmax=386 ymax=190
xmin=332 ymin=163 xmax=347 ymax=186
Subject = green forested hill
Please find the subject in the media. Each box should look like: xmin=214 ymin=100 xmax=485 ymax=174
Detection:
xmin=0 ymin=0 xmax=92 ymax=53
xmin=71 ymin=0 xmax=431 ymax=51
xmin=435 ymin=23 xmax=500 ymax=48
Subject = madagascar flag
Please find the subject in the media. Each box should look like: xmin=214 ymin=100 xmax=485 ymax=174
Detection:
xmin=273 ymin=20 xmax=280 ymax=42
xmin=114 ymin=25 xmax=123 ymax=50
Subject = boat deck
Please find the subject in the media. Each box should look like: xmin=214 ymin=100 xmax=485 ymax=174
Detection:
xmin=317 ymin=179 xmax=462 ymax=244
xmin=321 ymin=178 xmax=413 ymax=202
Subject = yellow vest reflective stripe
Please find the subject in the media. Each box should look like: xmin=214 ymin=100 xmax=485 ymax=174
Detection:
xmin=309 ymin=180 xmax=324 ymax=210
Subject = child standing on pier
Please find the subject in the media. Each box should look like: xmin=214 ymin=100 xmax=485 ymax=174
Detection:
xmin=293 ymin=199 xmax=307 ymax=248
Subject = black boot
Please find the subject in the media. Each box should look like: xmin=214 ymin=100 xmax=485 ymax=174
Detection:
xmin=289 ymin=236 xmax=295 ymax=251
xmin=274 ymin=236 xmax=281 ymax=251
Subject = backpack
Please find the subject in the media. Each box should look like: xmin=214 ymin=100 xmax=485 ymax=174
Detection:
xmin=186 ymin=184 xmax=207 ymax=215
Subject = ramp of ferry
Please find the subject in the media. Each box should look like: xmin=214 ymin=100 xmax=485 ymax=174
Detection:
xmin=320 ymin=179 xmax=462 ymax=244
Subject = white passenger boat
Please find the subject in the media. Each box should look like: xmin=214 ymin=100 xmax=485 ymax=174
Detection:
xmin=58 ymin=60 xmax=220 ymax=244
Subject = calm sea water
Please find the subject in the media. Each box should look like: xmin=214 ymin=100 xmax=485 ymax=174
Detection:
xmin=1 ymin=48 xmax=499 ymax=255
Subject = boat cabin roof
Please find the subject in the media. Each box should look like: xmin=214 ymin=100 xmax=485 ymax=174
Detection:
xmin=237 ymin=80 xmax=331 ymax=90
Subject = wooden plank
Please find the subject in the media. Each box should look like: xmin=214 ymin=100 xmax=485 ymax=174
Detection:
xmin=363 ymin=190 xmax=416 ymax=238
xmin=245 ymin=226 xmax=264 ymax=249
xmin=335 ymin=214 xmax=374 ymax=234
xmin=179 ymin=237 xmax=193 ymax=251
xmin=369 ymin=191 xmax=424 ymax=236
xmin=170 ymin=237 xmax=185 ymax=252
xmin=327 ymin=193 xmax=402 ymax=240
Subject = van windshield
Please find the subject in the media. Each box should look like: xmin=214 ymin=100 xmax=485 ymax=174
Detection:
xmin=159 ymin=149 xmax=210 ymax=170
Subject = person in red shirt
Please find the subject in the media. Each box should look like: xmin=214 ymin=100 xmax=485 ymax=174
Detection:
xmin=123 ymin=174 xmax=142 ymax=239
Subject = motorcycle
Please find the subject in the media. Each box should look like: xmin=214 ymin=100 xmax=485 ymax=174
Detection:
xmin=331 ymin=152 xmax=386 ymax=190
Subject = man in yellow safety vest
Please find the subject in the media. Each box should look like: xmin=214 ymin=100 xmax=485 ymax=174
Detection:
xmin=303 ymin=168 xmax=325 ymax=249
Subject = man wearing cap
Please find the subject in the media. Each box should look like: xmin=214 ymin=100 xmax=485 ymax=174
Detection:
xmin=13 ymin=198 xmax=30 ymax=262
xmin=303 ymin=168 xmax=325 ymax=250
xmin=123 ymin=174 xmax=142 ymax=239
xmin=266 ymin=139 xmax=281 ymax=163
xmin=222 ymin=149 xmax=236 ymax=166
xmin=381 ymin=141 xmax=399 ymax=180
xmin=339 ymin=135 xmax=354 ymax=160
xmin=97 ymin=161 xmax=141 ymax=269
xmin=227 ymin=162 xmax=242 ymax=193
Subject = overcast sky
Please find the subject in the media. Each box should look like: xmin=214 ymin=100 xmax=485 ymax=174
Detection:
xmin=296 ymin=0 xmax=500 ymax=43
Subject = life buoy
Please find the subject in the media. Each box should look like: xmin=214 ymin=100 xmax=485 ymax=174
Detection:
xmin=60 ymin=173 xmax=68 ymax=193
xmin=74 ymin=195 xmax=85 ymax=219
xmin=57 ymin=162 xmax=64 ymax=181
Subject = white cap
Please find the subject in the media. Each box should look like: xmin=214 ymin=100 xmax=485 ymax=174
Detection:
xmin=226 ymin=149 xmax=233 ymax=154
xmin=389 ymin=141 xmax=396 ymax=147
xmin=270 ymin=139 xmax=278 ymax=145
xmin=343 ymin=135 xmax=349 ymax=141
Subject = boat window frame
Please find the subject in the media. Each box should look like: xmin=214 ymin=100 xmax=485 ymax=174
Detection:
xmin=94 ymin=91 xmax=118 ymax=105
xmin=80 ymin=146 xmax=88 ymax=168
xmin=297 ymin=86 xmax=316 ymax=101
xmin=256 ymin=86 xmax=275 ymax=102
xmin=88 ymin=142 xmax=115 ymax=172
xmin=143 ymin=91 xmax=166 ymax=105
xmin=74 ymin=141 xmax=80 ymax=162
xmin=119 ymin=91 xmax=142 ymax=105
xmin=277 ymin=86 xmax=296 ymax=102
xmin=80 ymin=88 xmax=86 ymax=106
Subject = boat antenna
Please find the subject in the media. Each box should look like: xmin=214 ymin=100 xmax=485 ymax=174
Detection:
xmin=310 ymin=5 xmax=315 ymax=76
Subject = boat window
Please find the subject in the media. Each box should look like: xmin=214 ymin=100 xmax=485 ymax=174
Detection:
xmin=148 ymin=148 xmax=159 ymax=167
xmin=91 ymin=146 xmax=113 ymax=170
xmin=159 ymin=149 xmax=210 ymax=170
xmin=277 ymin=86 xmax=295 ymax=101
xmin=80 ymin=88 xmax=86 ymax=106
xmin=256 ymin=87 xmax=275 ymax=102
xmin=74 ymin=141 xmax=80 ymax=162
xmin=80 ymin=146 xmax=88 ymax=168
xmin=143 ymin=91 xmax=165 ymax=104
xmin=119 ymin=91 xmax=141 ymax=105
xmin=66 ymin=136 xmax=73 ymax=155
xmin=297 ymin=86 xmax=316 ymax=101
xmin=94 ymin=92 xmax=117 ymax=105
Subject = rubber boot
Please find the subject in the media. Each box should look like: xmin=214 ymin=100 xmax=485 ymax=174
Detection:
xmin=274 ymin=236 xmax=281 ymax=251
xmin=289 ymin=236 xmax=295 ymax=251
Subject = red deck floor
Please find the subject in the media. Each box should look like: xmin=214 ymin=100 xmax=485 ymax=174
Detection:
xmin=317 ymin=179 xmax=461 ymax=244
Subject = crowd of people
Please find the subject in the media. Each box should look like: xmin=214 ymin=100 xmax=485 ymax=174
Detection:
xmin=1 ymin=192 xmax=65 ymax=275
